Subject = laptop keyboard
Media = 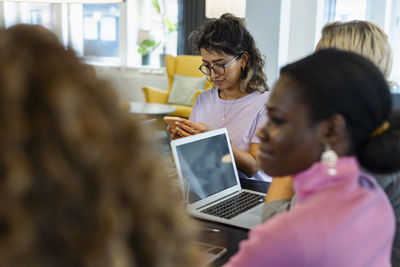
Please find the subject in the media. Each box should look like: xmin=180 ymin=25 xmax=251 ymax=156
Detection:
xmin=200 ymin=191 xmax=265 ymax=219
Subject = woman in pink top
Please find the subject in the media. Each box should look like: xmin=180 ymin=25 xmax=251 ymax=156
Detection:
xmin=167 ymin=14 xmax=270 ymax=181
xmin=224 ymin=49 xmax=400 ymax=266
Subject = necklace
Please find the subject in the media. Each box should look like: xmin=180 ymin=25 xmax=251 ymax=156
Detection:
xmin=221 ymin=91 xmax=244 ymax=121
xmin=222 ymin=101 xmax=235 ymax=121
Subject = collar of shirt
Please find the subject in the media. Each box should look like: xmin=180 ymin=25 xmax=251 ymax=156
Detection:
xmin=293 ymin=156 xmax=360 ymax=203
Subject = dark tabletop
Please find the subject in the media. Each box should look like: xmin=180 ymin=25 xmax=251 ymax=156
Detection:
xmin=195 ymin=178 xmax=270 ymax=266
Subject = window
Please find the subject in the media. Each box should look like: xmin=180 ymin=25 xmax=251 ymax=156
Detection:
xmin=389 ymin=0 xmax=400 ymax=88
xmin=323 ymin=0 xmax=400 ymax=90
xmin=333 ymin=0 xmax=367 ymax=21
xmin=4 ymin=2 xmax=56 ymax=31
xmin=136 ymin=0 xmax=178 ymax=66
xmin=324 ymin=0 xmax=367 ymax=23
xmin=1 ymin=0 xmax=178 ymax=68
xmin=82 ymin=4 xmax=120 ymax=58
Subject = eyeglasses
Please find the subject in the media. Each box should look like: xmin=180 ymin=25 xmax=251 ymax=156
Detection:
xmin=199 ymin=55 xmax=239 ymax=76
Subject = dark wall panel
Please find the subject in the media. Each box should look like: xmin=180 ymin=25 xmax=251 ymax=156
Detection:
xmin=178 ymin=0 xmax=206 ymax=55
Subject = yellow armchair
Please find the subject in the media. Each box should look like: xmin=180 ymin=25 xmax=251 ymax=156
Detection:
xmin=142 ymin=55 xmax=212 ymax=118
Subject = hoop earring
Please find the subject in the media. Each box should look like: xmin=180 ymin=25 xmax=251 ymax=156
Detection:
xmin=321 ymin=144 xmax=338 ymax=176
xmin=241 ymin=66 xmax=245 ymax=71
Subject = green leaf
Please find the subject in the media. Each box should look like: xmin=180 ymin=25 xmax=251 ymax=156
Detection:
xmin=152 ymin=0 xmax=161 ymax=14
xmin=137 ymin=39 xmax=160 ymax=55
xmin=164 ymin=17 xmax=177 ymax=33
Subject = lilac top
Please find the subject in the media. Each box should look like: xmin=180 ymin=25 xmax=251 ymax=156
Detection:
xmin=224 ymin=157 xmax=395 ymax=267
xmin=190 ymin=88 xmax=270 ymax=181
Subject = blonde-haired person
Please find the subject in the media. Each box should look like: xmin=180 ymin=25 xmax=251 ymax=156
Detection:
xmin=262 ymin=20 xmax=400 ymax=266
xmin=316 ymin=20 xmax=393 ymax=82
xmin=0 ymin=24 xmax=201 ymax=267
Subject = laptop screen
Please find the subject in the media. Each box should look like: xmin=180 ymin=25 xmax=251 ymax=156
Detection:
xmin=175 ymin=132 xmax=238 ymax=204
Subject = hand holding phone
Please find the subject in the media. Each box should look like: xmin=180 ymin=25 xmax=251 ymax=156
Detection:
xmin=164 ymin=117 xmax=212 ymax=139
xmin=164 ymin=116 xmax=181 ymax=130
xmin=164 ymin=116 xmax=182 ymax=139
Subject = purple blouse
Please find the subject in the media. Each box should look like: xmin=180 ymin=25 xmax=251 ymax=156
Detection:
xmin=190 ymin=88 xmax=270 ymax=181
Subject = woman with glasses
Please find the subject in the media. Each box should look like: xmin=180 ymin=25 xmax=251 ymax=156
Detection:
xmin=169 ymin=13 xmax=270 ymax=181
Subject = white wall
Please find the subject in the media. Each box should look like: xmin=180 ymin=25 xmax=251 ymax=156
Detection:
xmin=246 ymin=0 xmax=290 ymax=89
xmin=287 ymin=0 xmax=324 ymax=63
xmin=367 ymin=0 xmax=392 ymax=33
xmin=246 ymin=0 xmax=324 ymax=87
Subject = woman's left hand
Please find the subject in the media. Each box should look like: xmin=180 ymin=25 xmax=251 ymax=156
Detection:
xmin=175 ymin=119 xmax=212 ymax=137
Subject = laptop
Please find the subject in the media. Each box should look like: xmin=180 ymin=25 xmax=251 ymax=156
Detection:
xmin=170 ymin=128 xmax=266 ymax=229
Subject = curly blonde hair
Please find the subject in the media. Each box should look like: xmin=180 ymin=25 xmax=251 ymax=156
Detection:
xmin=0 ymin=24 xmax=200 ymax=267
xmin=316 ymin=20 xmax=393 ymax=81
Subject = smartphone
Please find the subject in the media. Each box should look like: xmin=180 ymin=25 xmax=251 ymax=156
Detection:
xmin=163 ymin=116 xmax=181 ymax=130
xmin=193 ymin=241 xmax=227 ymax=265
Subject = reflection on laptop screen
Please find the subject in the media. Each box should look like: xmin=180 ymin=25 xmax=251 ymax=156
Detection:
xmin=176 ymin=133 xmax=237 ymax=204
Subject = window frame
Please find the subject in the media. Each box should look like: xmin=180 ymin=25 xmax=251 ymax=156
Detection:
xmin=0 ymin=0 xmax=178 ymax=68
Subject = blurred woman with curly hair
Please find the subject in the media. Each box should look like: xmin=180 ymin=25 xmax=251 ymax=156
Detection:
xmin=0 ymin=24 xmax=201 ymax=267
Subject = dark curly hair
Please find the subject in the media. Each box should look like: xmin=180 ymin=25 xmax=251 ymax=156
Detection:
xmin=0 ymin=24 xmax=201 ymax=267
xmin=192 ymin=13 xmax=268 ymax=93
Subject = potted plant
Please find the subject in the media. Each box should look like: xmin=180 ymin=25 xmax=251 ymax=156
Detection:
xmin=152 ymin=0 xmax=177 ymax=66
xmin=137 ymin=38 xmax=160 ymax=66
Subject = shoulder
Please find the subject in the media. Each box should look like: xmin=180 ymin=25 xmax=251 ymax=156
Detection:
xmin=247 ymin=91 xmax=270 ymax=110
xmin=229 ymin=213 xmax=307 ymax=266
xmin=239 ymin=91 xmax=269 ymax=109
xmin=198 ymin=87 xmax=217 ymax=98
xmin=368 ymin=170 xmax=400 ymax=183
xmin=194 ymin=88 xmax=218 ymax=106
xmin=256 ymin=210 xmax=309 ymax=249
xmin=363 ymin=169 xmax=400 ymax=191
xmin=367 ymin=170 xmax=400 ymax=207
xmin=249 ymin=90 xmax=270 ymax=100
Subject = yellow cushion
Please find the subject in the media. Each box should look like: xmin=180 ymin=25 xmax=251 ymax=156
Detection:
xmin=168 ymin=105 xmax=193 ymax=118
xmin=142 ymin=55 xmax=212 ymax=119
xmin=167 ymin=75 xmax=206 ymax=106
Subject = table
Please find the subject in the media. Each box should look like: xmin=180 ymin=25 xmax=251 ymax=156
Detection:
xmin=126 ymin=102 xmax=176 ymax=131
xmin=127 ymin=102 xmax=176 ymax=115
xmin=196 ymin=179 xmax=270 ymax=266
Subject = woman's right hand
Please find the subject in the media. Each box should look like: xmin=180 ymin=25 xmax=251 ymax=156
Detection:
xmin=167 ymin=125 xmax=180 ymax=140
xmin=176 ymin=119 xmax=212 ymax=137
xmin=167 ymin=119 xmax=212 ymax=139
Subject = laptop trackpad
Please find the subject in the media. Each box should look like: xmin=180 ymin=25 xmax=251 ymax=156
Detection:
xmin=249 ymin=204 xmax=263 ymax=216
